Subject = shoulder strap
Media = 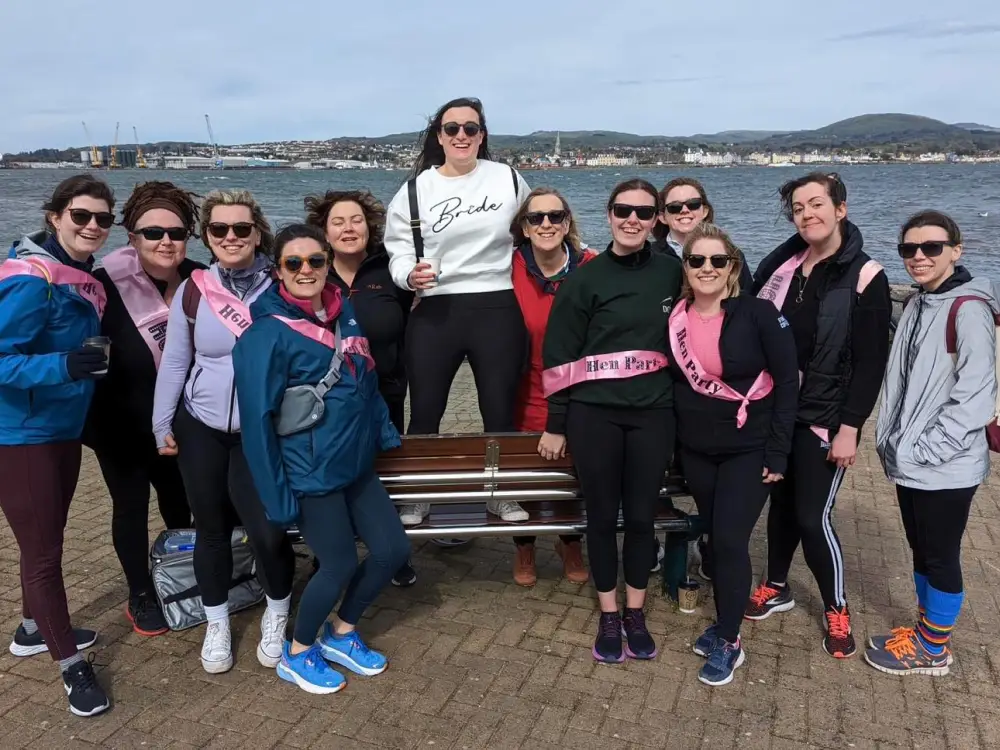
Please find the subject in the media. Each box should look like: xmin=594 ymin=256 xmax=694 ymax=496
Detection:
xmin=182 ymin=276 xmax=202 ymax=337
xmin=509 ymin=165 xmax=519 ymax=199
xmin=406 ymin=178 xmax=424 ymax=260
xmin=315 ymin=321 xmax=344 ymax=397
xmin=946 ymin=295 xmax=995 ymax=354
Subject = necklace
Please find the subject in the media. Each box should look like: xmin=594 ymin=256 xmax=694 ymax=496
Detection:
xmin=692 ymin=307 xmax=722 ymax=324
xmin=794 ymin=270 xmax=809 ymax=304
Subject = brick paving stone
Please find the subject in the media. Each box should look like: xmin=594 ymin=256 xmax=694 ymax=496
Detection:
xmin=0 ymin=362 xmax=999 ymax=747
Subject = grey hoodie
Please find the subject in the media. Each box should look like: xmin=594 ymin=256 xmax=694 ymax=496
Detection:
xmin=152 ymin=256 xmax=272 ymax=446
xmin=876 ymin=270 xmax=999 ymax=490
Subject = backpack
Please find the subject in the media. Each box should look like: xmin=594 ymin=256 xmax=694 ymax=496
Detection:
xmin=182 ymin=277 xmax=202 ymax=337
xmin=406 ymin=164 xmax=520 ymax=258
xmin=945 ymin=295 xmax=1000 ymax=452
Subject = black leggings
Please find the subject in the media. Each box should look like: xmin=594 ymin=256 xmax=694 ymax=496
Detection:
xmin=513 ymin=535 xmax=582 ymax=547
xmin=682 ymin=448 xmax=770 ymax=643
xmin=405 ymin=290 xmax=526 ymax=434
xmin=897 ymin=485 xmax=976 ymax=594
xmin=567 ymin=402 xmax=674 ymax=593
xmin=94 ymin=439 xmax=191 ymax=596
xmin=766 ymin=425 xmax=848 ymax=609
xmin=173 ymin=404 xmax=295 ymax=607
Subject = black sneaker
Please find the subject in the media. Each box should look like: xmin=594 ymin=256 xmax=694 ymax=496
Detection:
xmin=63 ymin=655 xmax=110 ymax=717
xmin=392 ymin=561 xmax=417 ymax=587
xmin=126 ymin=592 xmax=169 ymax=636
xmin=622 ymin=607 xmax=658 ymax=660
xmin=744 ymin=581 xmax=795 ymax=621
xmin=9 ymin=625 xmax=98 ymax=657
xmin=593 ymin=611 xmax=624 ymax=664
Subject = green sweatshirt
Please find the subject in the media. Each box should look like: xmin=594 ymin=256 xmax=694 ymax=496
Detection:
xmin=542 ymin=245 xmax=683 ymax=433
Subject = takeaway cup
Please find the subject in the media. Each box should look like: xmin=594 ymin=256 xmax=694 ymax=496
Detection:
xmin=677 ymin=578 xmax=700 ymax=614
xmin=83 ymin=336 xmax=111 ymax=375
xmin=422 ymin=258 xmax=441 ymax=287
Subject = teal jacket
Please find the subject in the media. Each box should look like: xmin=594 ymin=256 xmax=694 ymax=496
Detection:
xmin=232 ymin=284 xmax=401 ymax=524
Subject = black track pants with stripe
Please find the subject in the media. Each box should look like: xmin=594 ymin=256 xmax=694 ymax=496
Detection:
xmin=765 ymin=424 xmax=848 ymax=610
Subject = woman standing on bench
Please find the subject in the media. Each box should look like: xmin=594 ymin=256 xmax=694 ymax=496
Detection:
xmin=543 ymin=179 xmax=682 ymax=663
xmin=668 ymin=224 xmax=797 ymax=686
xmin=509 ymin=187 xmax=595 ymax=587
xmin=384 ymin=96 xmax=531 ymax=527
xmin=234 ymin=224 xmax=409 ymax=694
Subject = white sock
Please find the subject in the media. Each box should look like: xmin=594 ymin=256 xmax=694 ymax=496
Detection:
xmin=204 ymin=603 xmax=229 ymax=625
xmin=266 ymin=595 xmax=291 ymax=617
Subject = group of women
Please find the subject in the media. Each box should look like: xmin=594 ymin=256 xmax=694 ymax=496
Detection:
xmin=0 ymin=96 xmax=994 ymax=715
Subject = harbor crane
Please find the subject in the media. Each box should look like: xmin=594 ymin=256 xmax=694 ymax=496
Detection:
xmin=81 ymin=121 xmax=100 ymax=167
xmin=204 ymin=114 xmax=222 ymax=167
xmin=133 ymin=126 xmax=147 ymax=168
xmin=109 ymin=122 xmax=121 ymax=168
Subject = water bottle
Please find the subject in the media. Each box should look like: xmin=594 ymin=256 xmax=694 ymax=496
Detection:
xmin=164 ymin=530 xmax=197 ymax=553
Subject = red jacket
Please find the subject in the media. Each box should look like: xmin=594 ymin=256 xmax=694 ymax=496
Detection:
xmin=512 ymin=244 xmax=595 ymax=432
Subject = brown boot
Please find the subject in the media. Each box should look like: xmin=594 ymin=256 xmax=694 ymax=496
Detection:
xmin=513 ymin=543 xmax=537 ymax=587
xmin=556 ymin=539 xmax=589 ymax=584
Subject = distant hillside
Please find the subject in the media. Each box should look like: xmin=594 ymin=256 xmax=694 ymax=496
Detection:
xmin=953 ymin=122 xmax=1000 ymax=133
xmin=755 ymin=114 xmax=1000 ymax=151
xmin=689 ymin=129 xmax=789 ymax=144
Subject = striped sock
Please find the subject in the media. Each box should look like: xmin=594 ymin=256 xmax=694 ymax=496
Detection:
xmin=917 ymin=584 xmax=963 ymax=656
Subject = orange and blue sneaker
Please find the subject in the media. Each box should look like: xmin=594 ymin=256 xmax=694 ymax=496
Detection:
xmin=863 ymin=629 xmax=950 ymax=676
xmin=822 ymin=606 xmax=857 ymax=658
xmin=867 ymin=626 xmax=954 ymax=666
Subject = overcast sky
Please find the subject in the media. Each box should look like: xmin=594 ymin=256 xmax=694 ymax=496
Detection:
xmin=2 ymin=0 xmax=998 ymax=152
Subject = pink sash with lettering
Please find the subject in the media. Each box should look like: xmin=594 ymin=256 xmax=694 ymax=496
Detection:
xmin=0 ymin=257 xmax=106 ymax=318
xmin=542 ymin=350 xmax=668 ymax=398
xmin=190 ymin=269 xmax=252 ymax=338
xmin=668 ymin=303 xmax=773 ymax=428
xmin=272 ymin=316 xmax=376 ymax=371
xmin=101 ymin=247 xmax=170 ymax=368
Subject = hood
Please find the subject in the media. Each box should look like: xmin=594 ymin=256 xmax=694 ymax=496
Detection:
xmin=516 ymin=241 xmax=582 ymax=293
xmin=10 ymin=230 xmax=55 ymax=262
xmin=928 ymin=269 xmax=1000 ymax=313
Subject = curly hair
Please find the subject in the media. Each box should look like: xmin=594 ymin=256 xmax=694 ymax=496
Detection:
xmin=199 ymin=189 xmax=273 ymax=257
xmin=680 ymin=222 xmax=744 ymax=301
xmin=510 ymin=187 xmax=583 ymax=254
xmin=120 ymin=181 xmax=199 ymax=235
xmin=303 ymin=190 xmax=386 ymax=253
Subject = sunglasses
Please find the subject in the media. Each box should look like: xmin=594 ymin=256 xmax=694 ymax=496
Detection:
xmin=281 ymin=254 xmax=328 ymax=273
xmin=525 ymin=210 xmax=568 ymax=226
xmin=207 ymin=222 xmax=255 ymax=239
xmin=665 ymin=199 xmax=704 ymax=215
xmin=137 ymin=226 xmax=188 ymax=242
xmin=68 ymin=209 xmax=114 ymax=229
xmin=441 ymin=122 xmax=481 ymax=138
xmin=685 ymin=254 xmax=732 ymax=269
xmin=611 ymin=203 xmax=657 ymax=221
xmin=897 ymin=241 xmax=951 ymax=259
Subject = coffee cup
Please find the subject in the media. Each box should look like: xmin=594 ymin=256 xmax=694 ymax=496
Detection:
xmin=83 ymin=336 xmax=111 ymax=375
xmin=677 ymin=578 xmax=700 ymax=614
xmin=421 ymin=258 xmax=441 ymax=288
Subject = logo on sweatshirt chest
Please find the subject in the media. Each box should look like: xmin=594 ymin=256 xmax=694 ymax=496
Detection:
xmin=429 ymin=195 xmax=504 ymax=233
xmin=661 ymin=296 xmax=674 ymax=314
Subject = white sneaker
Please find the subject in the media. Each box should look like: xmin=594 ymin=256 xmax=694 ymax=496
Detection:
xmin=399 ymin=503 xmax=430 ymax=526
xmin=257 ymin=608 xmax=287 ymax=668
xmin=487 ymin=499 xmax=529 ymax=522
xmin=201 ymin=621 xmax=233 ymax=674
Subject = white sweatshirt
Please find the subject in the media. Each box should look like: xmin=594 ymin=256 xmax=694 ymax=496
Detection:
xmin=384 ymin=160 xmax=530 ymax=296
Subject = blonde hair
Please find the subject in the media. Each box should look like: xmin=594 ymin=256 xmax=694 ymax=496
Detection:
xmin=510 ymin=187 xmax=583 ymax=254
xmin=680 ymin=222 xmax=744 ymax=301
xmin=199 ymin=189 xmax=273 ymax=258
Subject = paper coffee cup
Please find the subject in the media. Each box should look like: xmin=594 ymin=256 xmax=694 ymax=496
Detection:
xmin=677 ymin=579 xmax=700 ymax=614
xmin=83 ymin=336 xmax=111 ymax=375
xmin=422 ymin=258 xmax=441 ymax=288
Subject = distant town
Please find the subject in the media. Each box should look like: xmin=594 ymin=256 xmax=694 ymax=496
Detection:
xmin=4 ymin=113 xmax=1000 ymax=171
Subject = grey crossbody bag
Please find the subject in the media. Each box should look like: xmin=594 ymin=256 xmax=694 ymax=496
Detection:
xmin=274 ymin=321 xmax=344 ymax=436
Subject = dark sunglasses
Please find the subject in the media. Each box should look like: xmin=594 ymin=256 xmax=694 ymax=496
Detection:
xmin=441 ymin=122 xmax=481 ymax=138
xmin=898 ymin=241 xmax=951 ymax=259
xmin=685 ymin=254 xmax=732 ymax=269
xmin=281 ymin=254 xmax=328 ymax=273
xmin=68 ymin=209 xmax=114 ymax=229
xmin=207 ymin=222 xmax=255 ymax=239
xmin=665 ymin=199 xmax=704 ymax=215
xmin=611 ymin=203 xmax=657 ymax=221
xmin=525 ymin=210 xmax=568 ymax=226
xmin=137 ymin=226 xmax=188 ymax=242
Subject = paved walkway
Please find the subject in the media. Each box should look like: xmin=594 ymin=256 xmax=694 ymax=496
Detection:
xmin=1 ymin=364 xmax=999 ymax=749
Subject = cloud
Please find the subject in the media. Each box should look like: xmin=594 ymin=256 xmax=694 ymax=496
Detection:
xmin=830 ymin=20 xmax=1000 ymax=41
xmin=610 ymin=76 xmax=721 ymax=87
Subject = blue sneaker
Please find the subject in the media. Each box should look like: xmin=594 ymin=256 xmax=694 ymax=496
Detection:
xmin=698 ymin=639 xmax=746 ymax=687
xmin=276 ymin=642 xmax=346 ymax=695
xmin=693 ymin=624 xmax=720 ymax=658
xmin=317 ymin=623 xmax=387 ymax=676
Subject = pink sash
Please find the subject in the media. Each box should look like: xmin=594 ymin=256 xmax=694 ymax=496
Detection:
xmin=542 ymin=350 xmax=668 ymax=398
xmin=668 ymin=303 xmax=772 ymax=428
xmin=0 ymin=257 xmax=106 ymax=319
xmin=190 ymin=269 xmax=252 ymax=338
xmin=101 ymin=247 xmax=170 ymax=368
xmin=273 ymin=316 xmax=376 ymax=371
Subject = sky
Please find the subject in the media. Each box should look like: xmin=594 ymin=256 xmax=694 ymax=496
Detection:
xmin=2 ymin=0 xmax=999 ymax=153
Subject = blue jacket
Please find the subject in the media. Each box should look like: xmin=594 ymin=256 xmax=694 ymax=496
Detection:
xmin=0 ymin=232 xmax=101 ymax=445
xmin=233 ymin=284 xmax=401 ymax=525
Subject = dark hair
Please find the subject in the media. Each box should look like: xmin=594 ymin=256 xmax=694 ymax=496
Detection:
xmin=606 ymin=178 xmax=661 ymax=213
xmin=303 ymin=190 xmax=386 ymax=253
xmin=652 ymin=177 xmax=715 ymax=240
xmin=510 ymin=187 xmax=583 ymax=253
xmin=899 ymin=210 xmax=962 ymax=245
xmin=410 ymin=97 xmax=491 ymax=177
xmin=41 ymin=175 xmax=115 ymax=231
xmin=273 ymin=223 xmax=332 ymax=262
xmin=778 ymin=171 xmax=847 ymax=222
xmin=120 ymin=181 xmax=199 ymax=235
